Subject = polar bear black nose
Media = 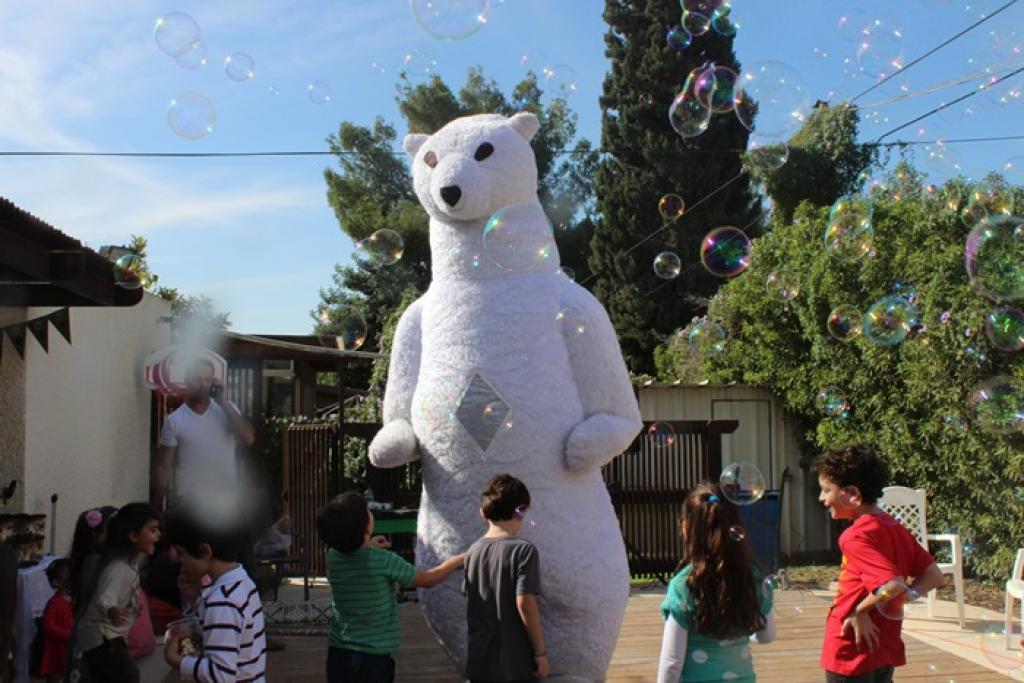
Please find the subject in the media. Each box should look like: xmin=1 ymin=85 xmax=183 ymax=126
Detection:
xmin=440 ymin=185 xmax=462 ymax=207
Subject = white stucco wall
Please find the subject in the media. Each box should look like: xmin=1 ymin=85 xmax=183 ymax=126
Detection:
xmin=637 ymin=383 xmax=830 ymax=556
xmin=15 ymin=293 xmax=170 ymax=555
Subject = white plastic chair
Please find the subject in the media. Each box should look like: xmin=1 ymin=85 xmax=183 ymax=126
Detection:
xmin=877 ymin=486 xmax=965 ymax=628
xmin=1006 ymin=548 xmax=1024 ymax=650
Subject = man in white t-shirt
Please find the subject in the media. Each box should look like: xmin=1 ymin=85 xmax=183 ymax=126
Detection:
xmin=151 ymin=359 xmax=255 ymax=520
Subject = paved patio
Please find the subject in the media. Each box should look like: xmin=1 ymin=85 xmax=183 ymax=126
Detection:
xmin=130 ymin=582 xmax=1022 ymax=682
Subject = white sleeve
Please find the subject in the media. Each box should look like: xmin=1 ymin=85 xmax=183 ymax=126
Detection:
xmin=657 ymin=616 xmax=688 ymax=683
xmin=751 ymin=608 xmax=778 ymax=644
xmin=159 ymin=413 xmax=177 ymax=447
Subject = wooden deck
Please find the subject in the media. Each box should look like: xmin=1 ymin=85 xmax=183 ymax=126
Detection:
xmin=241 ymin=588 xmax=1014 ymax=682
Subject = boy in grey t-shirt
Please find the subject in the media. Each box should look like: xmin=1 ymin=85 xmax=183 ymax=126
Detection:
xmin=463 ymin=474 xmax=548 ymax=682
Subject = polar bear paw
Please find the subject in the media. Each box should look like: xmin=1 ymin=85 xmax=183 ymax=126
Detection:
xmin=565 ymin=412 xmax=643 ymax=474
xmin=369 ymin=419 xmax=420 ymax=468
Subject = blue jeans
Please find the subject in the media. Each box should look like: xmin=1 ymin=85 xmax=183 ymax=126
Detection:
xmin=327 ymin=646 xmax=395 ymax=683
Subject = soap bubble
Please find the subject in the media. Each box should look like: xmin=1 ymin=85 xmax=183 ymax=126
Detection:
xmin=700 ymin=226 xmax=751 ymax=277
xmin=766 ymin=270 xmax=799 ymax=301
xmin=669 ymin=90 xmax=711 ymax=138
xmin=981 ymin=620 xmax=1024 ymax=672
xmin=113 ymin=254 xmax=145 ymax=289
xmin=989 ymin=25 xmax=1024 ymax=61
xmin=828 ymin=305 xmax=863 ymax=341
xmin=968 ymin=375 xmax=1024 ymax=434
xmin=863 ymin=295 xmax=919 ymax=347
xmin=514 ymin=503 xmax=537 ymax=528
xmin=961 ymin=182 xmax=1014 ymax=227
xmin=556 ymin=305 xmax=587 ymax=336
xmin=659 ymin=194 xmax=686 ymax=220
xmin=964 ymin=344 xmax=989 ymax=366
xmin=816 ymin=386 xmax=850 ymax=419
xmin=985 ymin=307 xmax=1024 ymax=352
xmin=560 ymin=266 xmax=575 ymax=281
xmin=666 ymin=25 xmax=693 ymax=51
xmin=545 ymin=64 xmax=579 ymax=99
xmin=720 ymin=462 xmax=766 ymax=506
xmin=682 ymin=11 xmax=710 ymax=36
xmin=836 ymin=9 xmax=869 ymax=42
xmin=483 ymin=204 xmax=556 ymax=271
xmin=175 ymin=39 xmax=207 ymax=70
xmin=401 ymin=48 xmax=439 ymax=83
xmin=647 ymin=422 xmax=676 ymax=449
xmin=415 ymin=377 xmax=462 ymax=430
xmin=746 ymin=136 xmax=789 ymax=174
xmin=167 ymin=92 xmax=215 ymax=140
xmin=687 ymin=318 xmax=727 ymax=357
xmin=943 ymin=413 xmax=969 ymax=434
xmin=857 ymin=21 xmax=904 ymax=79
xmin=829 ymin=194 xmax=874 ymax=224
xmin=734 ymin=61 xmax=811 ymax=137
xmin=875 ymin=579 xmax=911 ymax=620
xmin=353 ymin=229 xmax=405 ymax=269
xmin=653 ymin=252 xmax=682 ymax=280
xmin=711 ymin=3 xmax=738 ymax=37
xmin=638 ymin=92 xmax=654 ymax=106
xmin=307 ymin=81 xmax=332 ymax=104
xmin=154 ymin=12 xmax=201 ymax=58
xmin=333 ymin=309 xmax=368 ymax=351
xmin=224 ymin=52 xmax=255 ymax=81
xmin=825 ymin=202 xmax=874 ymax=262
xmin=965 ymin=215 xmax=1024 ymax=302
xmin=693 ymin=63 xmax=739 ymax=113
xmin=728 ymin=525 xmax=746 ymax=541
xmin=410 ymin=0 xmax=490 ymax=40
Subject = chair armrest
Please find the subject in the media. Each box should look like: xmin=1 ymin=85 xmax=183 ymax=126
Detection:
xmin=927 ymin=533 xmax=960 ymax=544
xmin=926 ymin=533 xmax=963 ymax=566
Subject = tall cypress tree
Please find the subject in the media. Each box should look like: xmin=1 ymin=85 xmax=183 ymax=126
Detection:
xmin=590 ymin=0 xmax=758 ymax=374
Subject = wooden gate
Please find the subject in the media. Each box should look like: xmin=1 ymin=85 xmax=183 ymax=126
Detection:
xmin=601 ymin=419 xmax=738 ymax=581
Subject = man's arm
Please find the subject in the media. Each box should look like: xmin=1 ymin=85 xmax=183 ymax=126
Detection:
xmin=151 ymin=445 xmax=175 ymax=511
xmin=218 ymin=398 xmax=255 ymax=447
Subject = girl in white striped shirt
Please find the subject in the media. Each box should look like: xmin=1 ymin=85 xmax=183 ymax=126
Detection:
xmin=164 ymin=511 xmax=267 ymax=683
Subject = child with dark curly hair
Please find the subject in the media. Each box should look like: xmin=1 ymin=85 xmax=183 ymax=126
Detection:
xmin=815 ymin=446 xmax=945 ymax=683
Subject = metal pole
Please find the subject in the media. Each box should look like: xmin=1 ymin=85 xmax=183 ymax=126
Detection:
xmin=49 ymin=493 xmax=58 ymax=555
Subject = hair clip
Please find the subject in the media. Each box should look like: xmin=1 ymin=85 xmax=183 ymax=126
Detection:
xmin=707 ymin=495 xmax=720 ymax=504
xmin=85 ymin=509 xmax=103 ymax=529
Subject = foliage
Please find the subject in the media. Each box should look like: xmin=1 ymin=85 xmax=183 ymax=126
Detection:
xmin=155 ymin=287 xmax=232 ymax=341
xmin=658 ymin=164 xmax=1024 ymax=577
xmin=126 ymin=235 xmax=160 ymax=290
xmin=590 ymin=0 xmax=759 ymax=374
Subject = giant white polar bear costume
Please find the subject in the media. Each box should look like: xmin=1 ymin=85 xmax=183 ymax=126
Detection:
xmin=369 ymin=112 xmax=642 ymax=681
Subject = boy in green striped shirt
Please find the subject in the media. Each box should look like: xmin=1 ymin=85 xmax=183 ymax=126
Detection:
xmin=316 ymin=492 xmax=464 ymax=683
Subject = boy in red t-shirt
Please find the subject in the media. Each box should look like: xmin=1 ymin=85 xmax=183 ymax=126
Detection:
xmin=815 ymin=446 xmax=946 ymax=683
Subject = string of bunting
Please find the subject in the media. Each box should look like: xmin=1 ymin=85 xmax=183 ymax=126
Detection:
xmin=0 ymin=308 xmax=72 ymax=366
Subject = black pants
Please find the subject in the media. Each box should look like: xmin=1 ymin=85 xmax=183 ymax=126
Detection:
xmin=327 ymin=646 xmax=395 ymax=683
xmin=825 ymin=665 xmax=895 ymax=683
xmin=83 ymin=638 xmax=138 ymax=683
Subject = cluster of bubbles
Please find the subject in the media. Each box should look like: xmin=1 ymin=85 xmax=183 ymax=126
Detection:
xmin=719 ymin=462 xmax=766 ymax=506
xmin=666 ymin=1 xmax=739 ymax=58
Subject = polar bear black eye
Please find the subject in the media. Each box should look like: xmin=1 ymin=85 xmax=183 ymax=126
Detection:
xmin=424 ymin=151 xmax=438 ymax=168
xmin=474 ymin=143 xmax=494 ymax=161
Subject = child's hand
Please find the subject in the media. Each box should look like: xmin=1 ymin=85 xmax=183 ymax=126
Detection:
xmin=534 ymin=653 xmax=549 ymax=678
xmin=163 ymin=632 xmax=183 ymax=668
xmin=369 ymin=535 xmax=391 ymax=549
xmin=107 ymin=606 xmax=131 ymax=626
xmin=841 ymin=612 xmax=879 ymax=652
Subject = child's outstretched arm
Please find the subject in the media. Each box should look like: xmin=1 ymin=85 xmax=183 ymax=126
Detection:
xmin=516 ymin=594 xmax=548 ymax=678
xmin=656 ymin=617 xmax=686 ymax=683
xmin=411 ymin=555 xmax=465 ymax=588
xmin=908 ymin=562 xmax=945 ymax=597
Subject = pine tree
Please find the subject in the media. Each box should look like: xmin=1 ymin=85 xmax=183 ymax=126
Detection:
xmin=590 ymin=0 xmax=758 ymax=374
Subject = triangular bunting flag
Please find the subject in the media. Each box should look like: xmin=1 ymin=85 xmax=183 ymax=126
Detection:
xmin=48 ymin=308 xmax=71 ymax=344
xmin=6 ymin=323 xmax=26 ymax=359
xmin=27 ymin=317 xmax=48 ymax=353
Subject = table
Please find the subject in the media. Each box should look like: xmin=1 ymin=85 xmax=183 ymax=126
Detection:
xmin=14 ymin=555 xmax=55 ymax=683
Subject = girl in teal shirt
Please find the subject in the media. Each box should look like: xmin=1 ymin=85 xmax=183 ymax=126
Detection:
xmin=658 ymin=482 xmax=777 ymax=682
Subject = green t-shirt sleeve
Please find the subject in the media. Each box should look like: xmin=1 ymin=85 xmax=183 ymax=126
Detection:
xmin=384 ymin=550 xmax=417 ymax=588
xmin=660 ymin=567 xmax=693 ymax=630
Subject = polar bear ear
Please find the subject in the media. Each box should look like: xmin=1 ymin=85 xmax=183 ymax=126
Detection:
xmin=508 ymin=112 xmax=540 ymax=141
xmin=403 ymin=133 xmax=430 ymax=158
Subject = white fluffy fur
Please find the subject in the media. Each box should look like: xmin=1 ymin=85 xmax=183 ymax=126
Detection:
xmin=369 ymin=113 xmax=642 ymax=681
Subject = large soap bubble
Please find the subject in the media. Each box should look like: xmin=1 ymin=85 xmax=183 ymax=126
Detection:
xmin=411 ymin=0 xmax=490 ymax=40
xmin=863 ymin=296 xmax=919 ymax=347
xmin=483 ymin=204 xmax=556 ymax=272
xmin=965 ymin=215 xmax=1024 ymax=302
xmin=720 ymin=462 xmax=766 ymax=506
xmin=734 ymin=61 xmax=811 ymax=137
xmin=669 ymin=89 xmax=711 ymax=138
xmin=968 ymin=375 xmax=1024 ymax=434
xmin=167 ymin=92 xmax=215 ymax=140
xmin=700 ymin=226 xmax=751 ymax=277
xmin=827 ymin=305 xmax=863 ymax=341
xmin=154 ymin=12 xmax=201 ymax=58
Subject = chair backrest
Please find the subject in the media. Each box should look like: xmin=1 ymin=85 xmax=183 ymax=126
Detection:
xmin=1013 ymin=548 xmax=1024 ymax=582
xmin=877 ymin=486 xmax=928 ymax=549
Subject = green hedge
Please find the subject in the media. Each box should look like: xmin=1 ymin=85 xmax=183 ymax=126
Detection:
xmin=658 ymin=167 xmax=1024 ymax=578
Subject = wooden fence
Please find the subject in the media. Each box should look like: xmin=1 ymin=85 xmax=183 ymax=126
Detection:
xmin=283 ymin=419 xmax=737 ymax=579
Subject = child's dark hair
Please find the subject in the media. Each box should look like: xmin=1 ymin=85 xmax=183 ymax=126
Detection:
xmin=317 ymin=492 xmax=369 ymax=553
xmin=480 ymin=474 xmax=530 ymax=522
xmin=679 ymin=482 xmax=766 ymax=640
xmin=814 ymin=446 xmax=888 ymax=504
xmin=68 ymin=506 xmax=116 ymax=606
xmin=46 ymin=558 xmax=70 ymax=588
xmin=103 ymin=503 xmax=160 ymax=559
xmin=165 ymin=508 xmax=243 ymax=561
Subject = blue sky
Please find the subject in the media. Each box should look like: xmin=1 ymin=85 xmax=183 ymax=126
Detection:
xmin=1 ymin=0 xmax=1022 ymax=335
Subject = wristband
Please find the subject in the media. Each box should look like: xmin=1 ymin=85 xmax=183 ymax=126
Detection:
xmin=534 ymin=652 xmax=546 ymax=658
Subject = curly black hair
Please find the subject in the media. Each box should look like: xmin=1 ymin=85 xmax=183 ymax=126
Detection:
xmin=813 ymin=446 xmax=889 ymax=504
